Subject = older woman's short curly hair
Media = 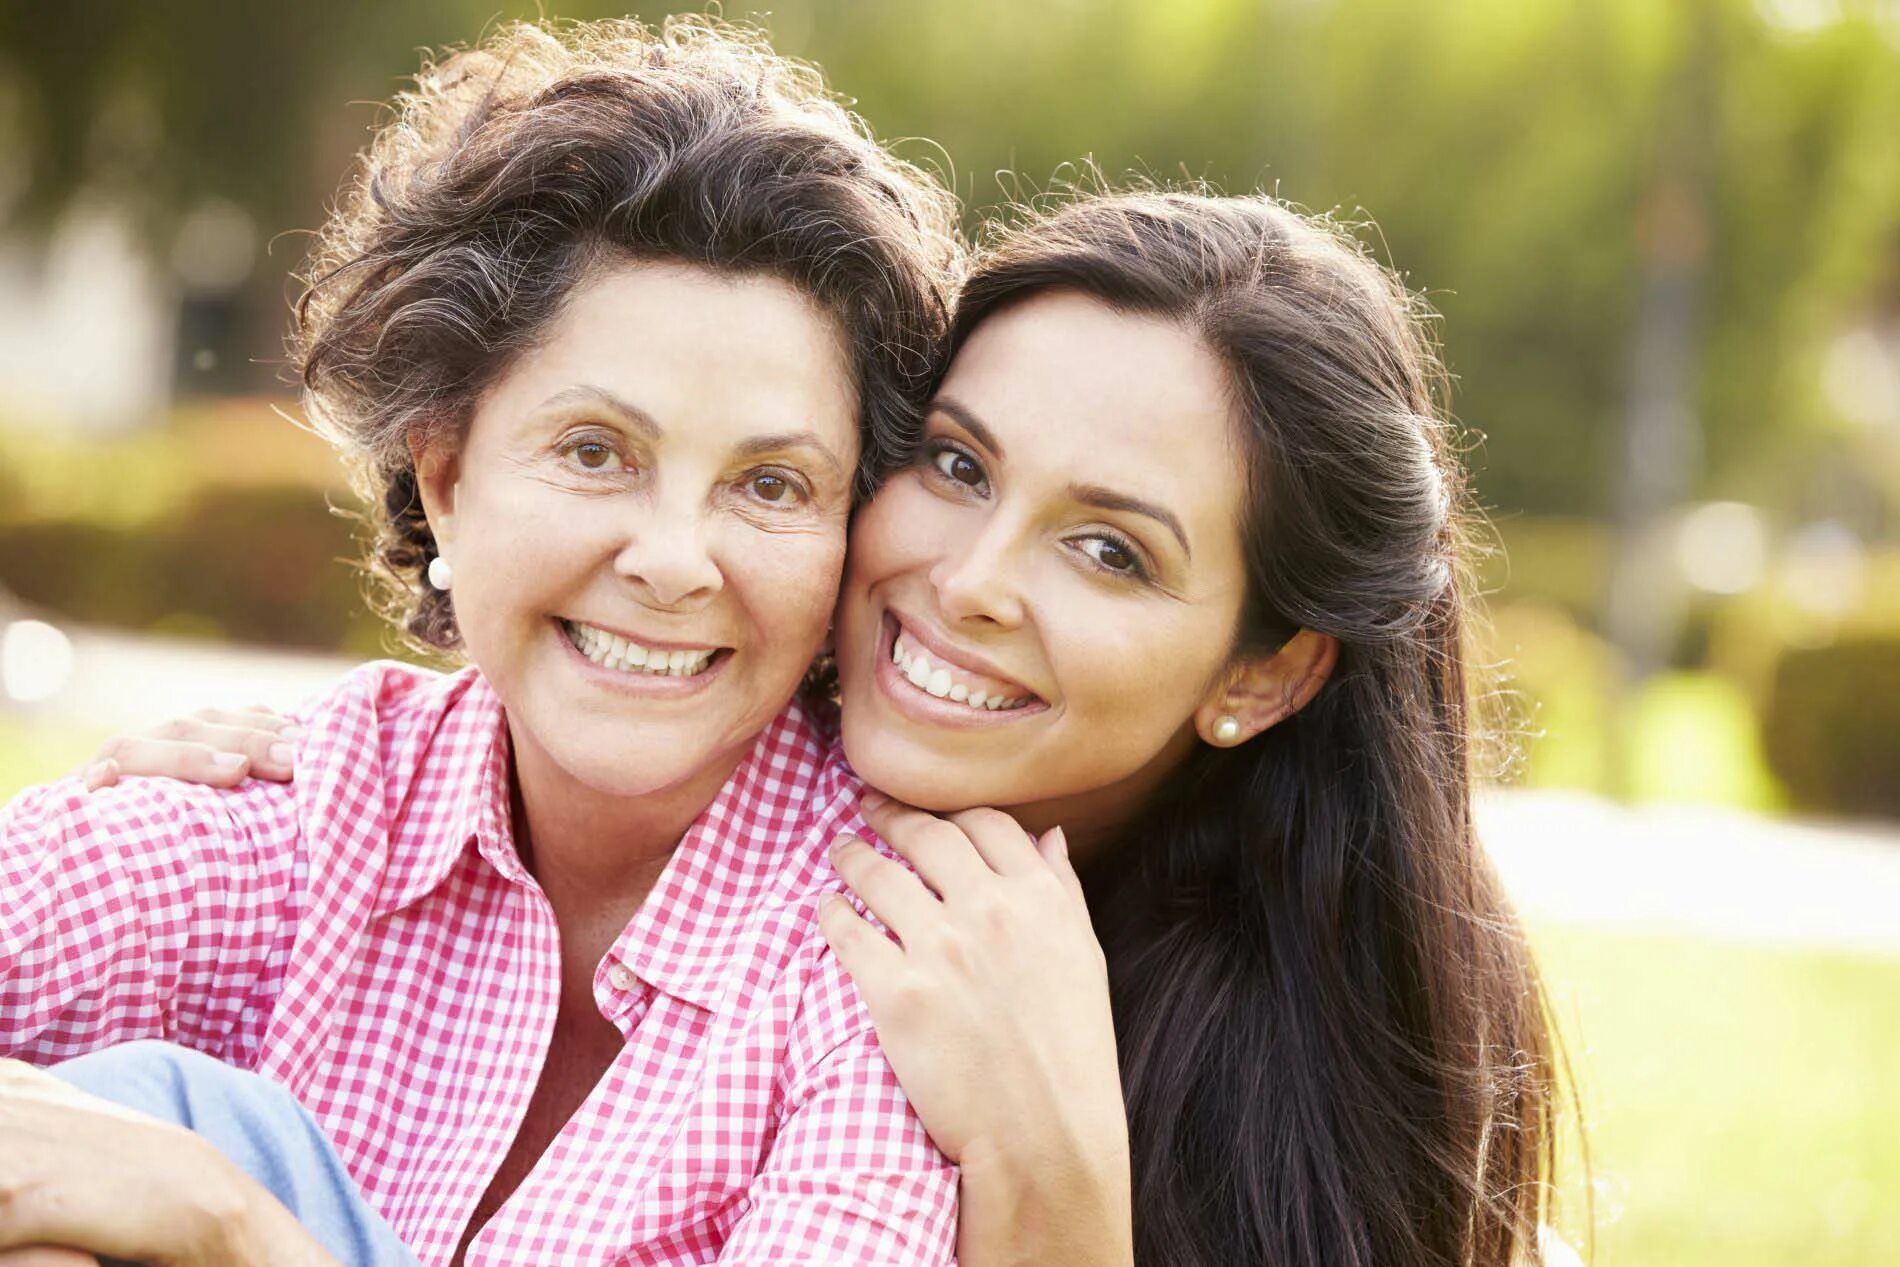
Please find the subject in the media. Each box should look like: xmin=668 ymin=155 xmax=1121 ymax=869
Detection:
xmin=292 ymin=17 xmax=961 ymax=653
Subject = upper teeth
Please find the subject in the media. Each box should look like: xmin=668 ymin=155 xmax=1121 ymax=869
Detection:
xmin=892 ymin=631 xmax=1031 ymax=711
xmin=565 ymin=621 xmax=716 ymax=677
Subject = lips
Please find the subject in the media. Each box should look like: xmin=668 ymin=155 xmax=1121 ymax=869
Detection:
xmin=889 ymin=626 xmax=1035 ymax=711
xmin=560 ymin=619 xmax=728 ymax=677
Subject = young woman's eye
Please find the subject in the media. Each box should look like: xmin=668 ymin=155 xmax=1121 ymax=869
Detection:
xmin=928 ymin=443 xmax=988 ymax=491
xmin=1077 ymin=534 xmax=1149 ymax=580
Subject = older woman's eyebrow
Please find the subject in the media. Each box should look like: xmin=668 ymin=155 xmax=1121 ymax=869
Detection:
xmin=732 ymin=431 xmax=848 ymax=477
xmin=1068 ymin=483 xmax=1193 ymax=559
xmin=537 ymin=384 xmax=661 ymax=438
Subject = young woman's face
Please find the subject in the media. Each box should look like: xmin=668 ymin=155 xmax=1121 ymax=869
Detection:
xmin=836 ymin=290 xmax=1254 ymax=839
xmin=420 ymin=259 xmax=858 ymax=805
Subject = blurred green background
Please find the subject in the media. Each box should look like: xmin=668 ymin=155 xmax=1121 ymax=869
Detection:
xmin=1 ymin=2 xmax=1897 ymax=1263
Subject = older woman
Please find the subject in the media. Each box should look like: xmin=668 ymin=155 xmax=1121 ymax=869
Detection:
xmin=0 ymin=18 xmax=962 ymax=1266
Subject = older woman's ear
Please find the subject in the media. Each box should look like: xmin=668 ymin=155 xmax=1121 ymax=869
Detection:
xmin=409 ymin=436 xmax=462 ymax=555
xmin=1195 ymin=629 xmax=1339 ymax=747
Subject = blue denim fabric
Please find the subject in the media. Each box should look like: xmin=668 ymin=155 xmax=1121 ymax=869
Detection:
xmin=49 ymin=1040 xmax=420 ymax=1267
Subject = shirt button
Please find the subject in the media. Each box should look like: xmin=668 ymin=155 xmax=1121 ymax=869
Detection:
xmin=606 ymin=962 xmax=638 ymax=992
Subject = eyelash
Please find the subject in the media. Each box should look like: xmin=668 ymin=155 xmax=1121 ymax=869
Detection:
xmin=740 ymin=466 xmax=812 ymax=508
xmin=556 ymin=432 xmax=810 ymax=508
xmin=556 ymin=430 xmax=627 ymax=474
xmin=919 ymin=438 xmax=1153 ymax=583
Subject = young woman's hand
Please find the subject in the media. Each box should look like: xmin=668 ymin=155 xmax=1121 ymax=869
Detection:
xmin=819 ymin=791 xmax=1134 ymax=1267
xmin=77 ymin=708 xmax=300 ymax=792
xmin=0 ymin=1059 xmax=338 ymax=1267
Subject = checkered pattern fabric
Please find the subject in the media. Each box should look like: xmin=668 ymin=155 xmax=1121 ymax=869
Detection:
xmin=2 ymin=662 xmax=957 ymax=1265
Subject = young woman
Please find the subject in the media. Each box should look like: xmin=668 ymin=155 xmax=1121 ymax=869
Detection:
xmin=820 ymin=193 xmax=1560 ymax=1267
xmin=51 ymin=190 xmax=1566 ymax=1267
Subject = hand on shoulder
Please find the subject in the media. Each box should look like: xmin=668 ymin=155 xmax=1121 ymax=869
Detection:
xmin=819 ymin=792 xmax=1134 ymax=1267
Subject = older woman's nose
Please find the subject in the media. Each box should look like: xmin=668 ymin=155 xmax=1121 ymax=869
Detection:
xmin=612 ymin=518 xmax=725 ymax=609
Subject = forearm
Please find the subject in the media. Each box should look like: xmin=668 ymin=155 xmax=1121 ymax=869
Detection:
xmin=954 ymin=1132 xmax=1135 ymax=1267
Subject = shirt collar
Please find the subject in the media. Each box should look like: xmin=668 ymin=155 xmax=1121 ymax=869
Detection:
xmin=373 ymin=670 xmax=517 ymax=918
xmin=609 ymin=696 xmax=844 ymax=1016
xmin=374 ymin=676 xmax=848 ymax=1020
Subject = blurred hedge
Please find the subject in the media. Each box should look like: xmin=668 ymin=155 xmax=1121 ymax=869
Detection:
xmin=0 ymin=484 xmax=383 ymax=655
xmin=1762 ymin=635 xmax=1900 ymax=821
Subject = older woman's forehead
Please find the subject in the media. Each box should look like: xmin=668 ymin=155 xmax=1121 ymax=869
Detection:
xmin=474 ymin=260 xmax=861 ymax=453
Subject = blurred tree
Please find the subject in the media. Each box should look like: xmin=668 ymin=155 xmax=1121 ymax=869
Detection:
xmin=1 ymin=0 xmax=1896 ymax=520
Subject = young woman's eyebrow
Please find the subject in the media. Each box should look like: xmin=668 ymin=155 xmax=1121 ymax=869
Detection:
xmin=927 ymin=397 xmax=1003 ymax=458
xmin=1068 ymin=483 xmax=1192 ymax=559
xmin=537 ymin=384 xmax=661 ymax=439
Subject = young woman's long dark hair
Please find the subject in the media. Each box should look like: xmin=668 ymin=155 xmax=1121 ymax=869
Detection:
xmin=950 ymin=193 xmax=1558 ymax=1266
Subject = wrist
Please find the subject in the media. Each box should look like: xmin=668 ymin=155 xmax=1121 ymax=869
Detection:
xmin=958 ymin=1128 xmax=1134 ymax=1267
xmin=179 ymin=1143 xmax=339 ymax=1267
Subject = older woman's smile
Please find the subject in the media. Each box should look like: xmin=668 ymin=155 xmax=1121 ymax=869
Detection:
xmin=559 ymin=618 xmax=729 ymax=678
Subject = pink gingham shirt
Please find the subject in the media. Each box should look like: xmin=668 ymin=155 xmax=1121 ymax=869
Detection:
xmin=1 ymin=662 xmax=957 ymax=1265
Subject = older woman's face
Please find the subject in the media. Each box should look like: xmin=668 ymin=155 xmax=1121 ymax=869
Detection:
xmin=419 ymin=260 xmax=857 ymax=802
xmin=835 ymin=291 xmax=1255 ymax=838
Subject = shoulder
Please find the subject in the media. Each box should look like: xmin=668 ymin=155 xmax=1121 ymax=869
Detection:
xmin=284 ymin=660 xmax=498 ymax=790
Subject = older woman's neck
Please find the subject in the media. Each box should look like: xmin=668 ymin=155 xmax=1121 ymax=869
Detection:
xmin=506 ymin=727 xmax=749 ymax=920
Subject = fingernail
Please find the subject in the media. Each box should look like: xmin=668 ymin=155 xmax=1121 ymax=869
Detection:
xmin=268 ymin=742 xmax=295 ymax=765
xmin=1051 ymin=825 xmax=1069 ymax=860
xmin=82 ymin=761 xmax=111 ymax=789
xmin=213 ymin=752 xmax=247 ymax=769
xmin=829 ymin=834 xmax=858 ymax=859
xmin=279 ymin=725 xmax=307 ymax=741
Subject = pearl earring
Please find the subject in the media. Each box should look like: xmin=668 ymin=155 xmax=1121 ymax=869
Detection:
xmin=1213 ymin=715 xmax=1241 ymax=745
xmin=427 ymin=555 xmax=454 ymax=592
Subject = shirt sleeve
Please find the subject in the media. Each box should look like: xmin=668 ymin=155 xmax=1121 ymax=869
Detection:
xmin=716 ymin=1025 xmax=960 ymax=1265
xmin=0 ymin=774 xmax=304 ymax=1067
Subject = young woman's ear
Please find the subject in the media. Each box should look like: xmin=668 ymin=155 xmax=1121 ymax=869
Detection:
xmin=1194 ymin=629 xmax=1339 ymax=747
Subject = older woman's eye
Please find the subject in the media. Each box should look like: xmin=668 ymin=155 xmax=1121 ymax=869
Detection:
xmin=563 ymin=438 xmax=622 ymax=471
xmin=929 ymin=444 xmax=987 ymax=491
xmin=744 ymin=469 xmax=807 ymax=506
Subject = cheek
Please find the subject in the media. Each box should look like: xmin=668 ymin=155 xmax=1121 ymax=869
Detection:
xmin=1048 ymin=600 xmax=1227 ymax=734
xmin=724 ymin=522 xmax=848 ymax=653
xmin=847 ymin=478 xmax=946 ymax=589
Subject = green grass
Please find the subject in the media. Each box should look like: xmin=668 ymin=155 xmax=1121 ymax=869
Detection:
xmin=1536 ymin=923 xmax=1900 ymax=1266
xmin=0 ymin=713 xmax=108 ymax=800
xmin=1 ymin=724 xmax=1891 ymax=1264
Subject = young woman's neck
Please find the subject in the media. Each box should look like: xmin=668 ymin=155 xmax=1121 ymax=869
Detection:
xmin=1006 ymin=728 xmax=1198 ymax=860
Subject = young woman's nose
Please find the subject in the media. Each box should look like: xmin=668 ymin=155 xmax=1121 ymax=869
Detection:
xmin=612 ymin=509 xmax=724 ymax=609
xmin=928 ymin=521 xmax=1025 ymax=628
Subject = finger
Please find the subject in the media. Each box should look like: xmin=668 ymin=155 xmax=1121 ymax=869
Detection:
xmin=829 ymin=835 xmax=943 ymax=944
xmin=192 ymin=706 xmax=300 ymax=734
xmin=95 ymin=737 xmax=251 ymax=788
xmin=153 ymin=722 xmax=297 ymax=780
xmin=80 ymin=760 xmax=119 ymax=792
xmin=817 ymin=893 xmax=905 ymax=983
xmin=1036 ymin=826 xmax=1089 ymax=906
xmin=943 ymin=806 xmax=1043 ymax=876
xmin=858 ymin=792 xmax=992 ymax=894
xmin=0 ymin=1248 xmax=103 ymax=1266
